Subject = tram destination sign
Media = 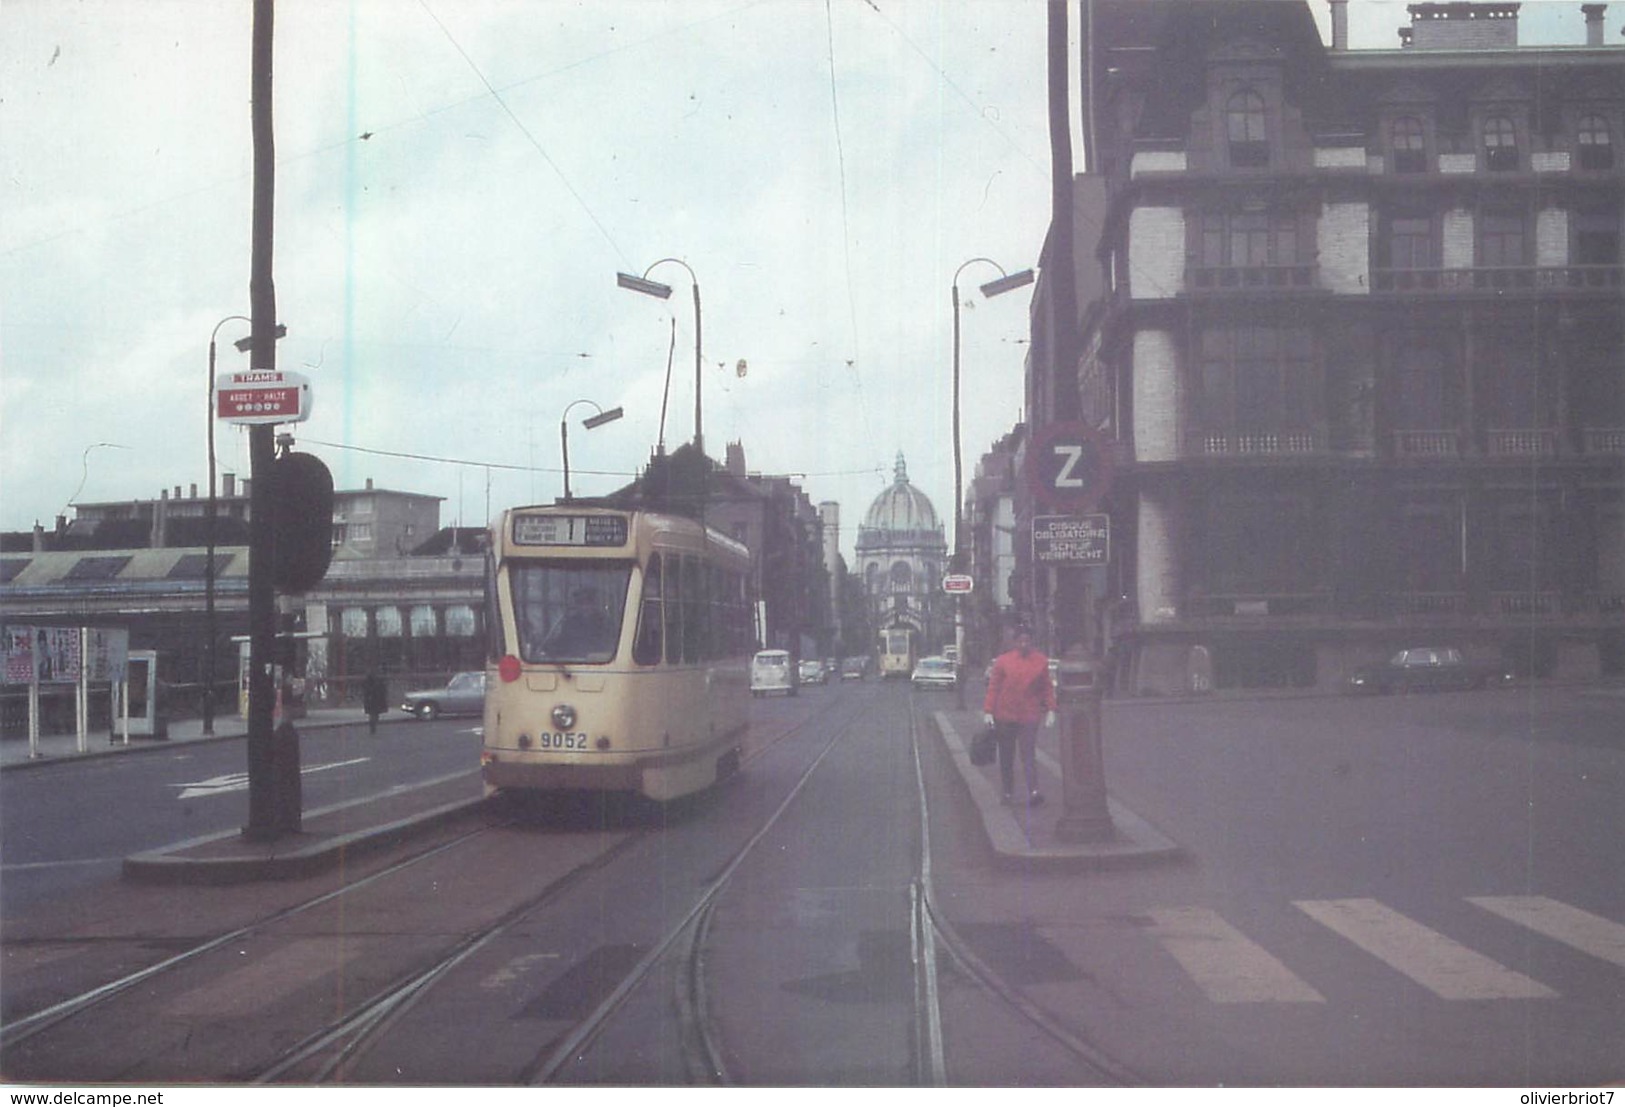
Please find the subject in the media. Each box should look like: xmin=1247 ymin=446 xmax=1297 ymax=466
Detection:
xmin=513 ymin=513 xmax=629 ymax=548
xmin=1033 ymin=514 xmax=1110 ymax=565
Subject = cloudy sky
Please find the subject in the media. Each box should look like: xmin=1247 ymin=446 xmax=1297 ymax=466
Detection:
xmin=3 ymin=0 xmax=1618 ymax=559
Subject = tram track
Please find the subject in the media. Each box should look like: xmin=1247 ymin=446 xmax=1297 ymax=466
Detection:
xmin=904 ymin=694 xmax=1145 ymax=1087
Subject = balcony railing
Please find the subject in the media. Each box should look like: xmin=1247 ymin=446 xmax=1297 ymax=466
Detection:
xmin=1486 ymin=428 xmax=1558 ymax=457
xmin=1386 ymin=591 xmax=1467 ymax=616
xmin=1492 ymin=591 xmax=1561 ymax=617
xmin=1584 ymin=428 xmax=1625 ymax=455
xmin=1188 ymin=264 xmax=1318 ymax=292
xmin=1187 ymin=429 xmax=1326 ymax=456
xmin=1185 ymin=592 xmax=1329 ymax=618
xmin=1393 ymin=430 xmax=1460 ymax=458
xmin=1372 ymin=265 xmax=1624 ymax=294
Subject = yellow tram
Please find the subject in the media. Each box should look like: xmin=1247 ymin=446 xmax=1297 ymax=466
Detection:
xmin=481 ymin=505 xmax=753 ymax=802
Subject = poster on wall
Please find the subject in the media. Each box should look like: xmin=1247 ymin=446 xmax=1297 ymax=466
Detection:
xmin=3 ymin=626 xmax=37 ymax=685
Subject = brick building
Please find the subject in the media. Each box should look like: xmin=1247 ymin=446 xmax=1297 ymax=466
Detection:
xmin=1011 ymin=0 xmax=1624 ymax=692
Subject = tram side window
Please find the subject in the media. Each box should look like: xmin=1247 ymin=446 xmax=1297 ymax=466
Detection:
xmin=633 ymin=554 xmax=664 ymax=666
xmin=513 ymin=561 xmax=630 ymax=664
xmin=683 ymin=554 xmax=706 ymax=661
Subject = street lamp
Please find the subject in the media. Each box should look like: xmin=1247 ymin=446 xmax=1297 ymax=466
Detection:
xmin=617 ymin=259 xmax=703 ymax=456
xmin=205 ymin=316 xmax=252 ymax=736
xmin=560 ymin=399 xmax=624 ymax=501
xmin=951 ymin=259 xmax=1035 ymax=708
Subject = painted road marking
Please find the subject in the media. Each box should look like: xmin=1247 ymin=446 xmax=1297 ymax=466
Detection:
xmin=174 ymin=757 xmax=370 ymax=799
xmin=166 ymin=938 xmax=359 ymax=1018
xmin=1145 ymin=906 xmax=1325 ymax=1003
xmin=1294 ymin=898 xmax=1557 ymax=1000
xmin=1468 ymin=896 xmax=1625 ymax=969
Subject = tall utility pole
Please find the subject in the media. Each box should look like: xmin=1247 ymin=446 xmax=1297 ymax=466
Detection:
xmin=244 ymin=0 xmax=282 ymax=840
xmin=1046 ymin=0 xmax=1083 ymax=653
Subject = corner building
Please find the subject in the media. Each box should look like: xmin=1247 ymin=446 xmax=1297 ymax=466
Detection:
xmin=1066 ymin=0 xmax=1623 ymax=691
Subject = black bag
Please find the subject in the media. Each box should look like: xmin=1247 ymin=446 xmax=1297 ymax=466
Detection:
xmin=970 ymin=726 xmax=997 ymax=766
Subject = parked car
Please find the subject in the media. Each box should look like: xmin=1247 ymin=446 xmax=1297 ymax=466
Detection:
xmin=910 ymin=656 xmax=957 ymax=692
xmin=798 ymin=659 xmax=828 ymax=685
xmin=840 ymin=656 xmax=868 ymax=681
xmin=401 ymin=671 xmax=486 ymax=720
xmin=1348 ymin=648 xmax=1514 ymax=694
xmin=751 ymin=649 xmax=797 ymax=697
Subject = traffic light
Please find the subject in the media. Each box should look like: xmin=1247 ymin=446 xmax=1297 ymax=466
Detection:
xmin=271 ymin=451 xmax=334 ymax=593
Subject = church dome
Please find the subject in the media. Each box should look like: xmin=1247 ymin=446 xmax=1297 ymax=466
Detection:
xmin=862 ymin=453 xmax=940 ymax=536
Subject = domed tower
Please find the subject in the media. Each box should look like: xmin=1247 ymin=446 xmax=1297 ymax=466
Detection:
xmin=854 ymin=452 xmax=949 ymax=653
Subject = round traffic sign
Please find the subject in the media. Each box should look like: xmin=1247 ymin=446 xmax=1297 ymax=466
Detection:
xmin=1026 ymin=420 xmax=1114 ymax=512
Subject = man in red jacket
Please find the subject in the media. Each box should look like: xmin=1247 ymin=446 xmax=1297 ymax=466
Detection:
xmin=981 ymin=622 xmax=1056 ymax=806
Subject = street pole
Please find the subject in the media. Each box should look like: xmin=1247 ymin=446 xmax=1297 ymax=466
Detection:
xmin=951 ymin=282 xmax=967 ymax=710
xmin=244 ymin=0 xmax=282 ymax=841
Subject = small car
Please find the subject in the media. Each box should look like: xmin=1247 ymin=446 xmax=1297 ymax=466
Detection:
xmin=798 ymin=659 xmax=828 ymax=685
xmin=840 ymin=657 xmax=868 ymax=681
xmin=1347 ymin=648 xmax=1514 ymax=694
xmin=401 ymin=671 xmax=486 ymax=720
xmin=910 ymin=656 xmax=957 ymax=691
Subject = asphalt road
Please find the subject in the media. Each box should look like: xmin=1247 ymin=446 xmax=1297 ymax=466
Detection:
xmin=2 ymin=681 xmax=1620 ymax=1086
xmin=0 ymin=717 xmax=482 ymax=911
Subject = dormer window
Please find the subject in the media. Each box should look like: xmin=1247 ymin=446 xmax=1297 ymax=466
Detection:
xmin=1578 ymin=115 xmax=1614 ymax=171
xmin=1390 ymin=116 xmax=1427 ymax=173
xmin=1483 ymin=115 xmax=1519 ymax=172
xmin=1226 ymin=90 xmax=1270 ymax=168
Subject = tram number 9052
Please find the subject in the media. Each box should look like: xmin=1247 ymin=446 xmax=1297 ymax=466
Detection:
xmin=539 ymin=731 xmax=590 ymax=750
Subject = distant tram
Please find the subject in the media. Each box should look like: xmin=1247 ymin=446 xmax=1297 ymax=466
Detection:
xmin=878 ymin=626 xmax=917 ymax=680
xmin=481 ymin=505 xmax=753 ymax=803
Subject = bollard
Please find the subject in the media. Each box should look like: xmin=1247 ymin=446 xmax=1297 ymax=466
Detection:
xmin=1054 ymin=655 xmax=1115 ymax=843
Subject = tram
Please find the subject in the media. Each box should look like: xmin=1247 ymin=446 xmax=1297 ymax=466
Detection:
xmin=878 ymin=626 xmax=917 ymax=680
xmin=481 ymin=504 xmax=754 ymax=803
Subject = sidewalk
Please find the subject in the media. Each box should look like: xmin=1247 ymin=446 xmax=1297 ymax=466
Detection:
xmin=928 ymin=703 xmax=1181 ymax=871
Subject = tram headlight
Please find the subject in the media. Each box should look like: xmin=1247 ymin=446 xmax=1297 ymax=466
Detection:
xmin=551 ymin=704 xmax=577 ymax=730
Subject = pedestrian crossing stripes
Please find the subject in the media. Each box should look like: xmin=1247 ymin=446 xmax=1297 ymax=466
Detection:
xmin=1145 ymin=907 xmax=1325 ymax=1003
xmin=1140 ymin=896 xmax=1619 ymax=1005
xmin=1466 ymin=896 xmax=1625 ymax=969
xmin=1294 ymin=898 xmax=1556 ymax=1000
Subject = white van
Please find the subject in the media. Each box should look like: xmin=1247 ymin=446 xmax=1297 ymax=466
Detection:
xmin=750 ymin=650 xmax=796 ymax=697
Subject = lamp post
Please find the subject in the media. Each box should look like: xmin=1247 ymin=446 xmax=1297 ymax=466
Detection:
xmin=205 ymin=316 xmax=252 ymax=736
xmin=951 ymin=259 xmax=1035 ymax=708
xmin=560 ymin=400 xmax=624 ymax=501
xmin=617 ymin=260 xmax=703 ymax=456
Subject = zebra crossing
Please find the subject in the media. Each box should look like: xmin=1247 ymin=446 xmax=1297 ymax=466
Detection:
xmin=1140 ymin=895 xmax=1623 ymax=1005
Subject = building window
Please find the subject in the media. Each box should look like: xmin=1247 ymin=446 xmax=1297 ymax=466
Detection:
xmin=1202 ymin=493 xmax=1317 ymax=595
xmin=1225 ymin=90 xmax=1269 ymax=168
xmin=1482 ymin=115 xmax=1519 ymax=172
xmin=1198 ymin=210 xmax=1299 ymax=268
xmin=1197 ymin=326 xmax=1318 ymax=439
xmin=1577 ymin=114 xmax=1614 ymax=171
xmin=376 ymin=606 xmax=402 ymax=638
xmin=889 ymin=561 xmax=912 ymax=589
xmin=1479 ymin=209 xmax=1527 ymax=267
xmin=1381 ymin=212 xmax=1436 ymax=270
xmin=1574 ymin=206 xmax=1621 ymax=266
xmin=1390 ymin=116 xmax=1427 ymax=173
xmin=342 ymin=608 xmax=370 ymax=638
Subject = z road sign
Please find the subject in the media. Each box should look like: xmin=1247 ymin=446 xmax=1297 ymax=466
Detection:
xmin=1027 ymin=420 xmax=1114 ymax=512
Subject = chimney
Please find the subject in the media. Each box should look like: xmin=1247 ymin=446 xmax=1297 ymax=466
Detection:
xmin=725 ymin=441 xmax=747 ymax=477
xmin=1329 ymin=0 xmax=1349 ymax=50
xmin=1583 ymin=4 xmax=1606 ymax=45
xmin=365 ymin=477 xmax=374 ymax=490
xmin=32 ymin=521 xmax=45 ymax=553
xmin=1405 ymin=3 xmax=1520 ymax=50
xmin=223 ymin=472 xmax=236 ymax=497
xmin=189 ymin=483 xmax=197 ymax=499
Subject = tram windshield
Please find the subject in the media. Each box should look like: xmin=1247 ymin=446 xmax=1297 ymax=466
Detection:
xmin=511 ymin=561 xmax=631 ymax=664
